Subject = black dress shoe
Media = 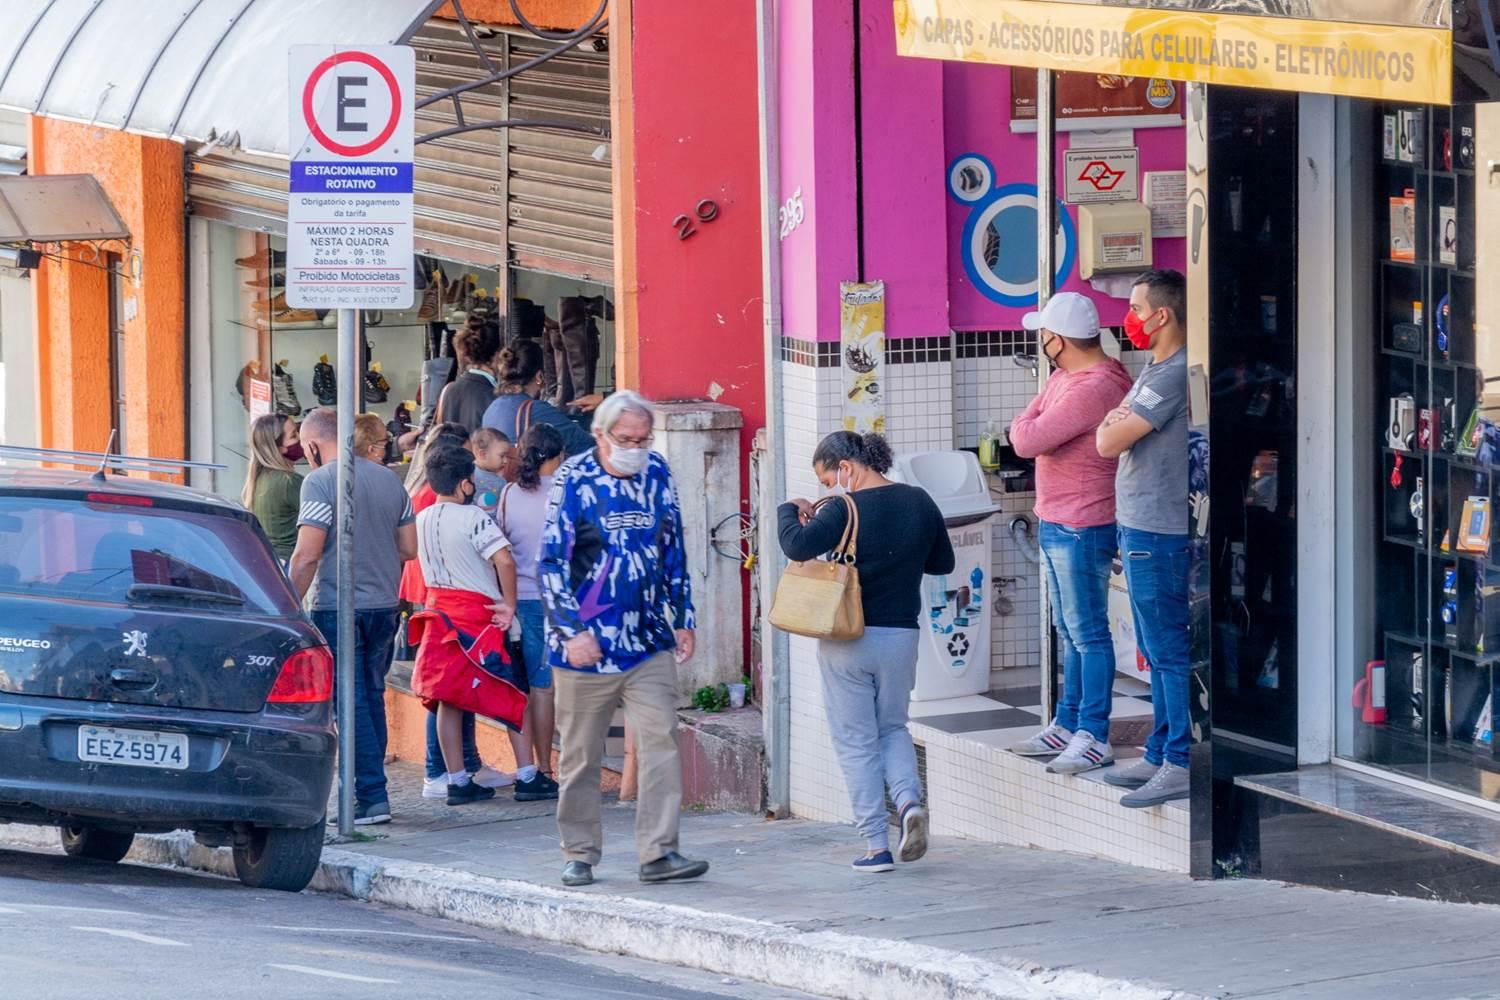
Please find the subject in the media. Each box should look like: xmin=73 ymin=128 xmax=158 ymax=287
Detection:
xmin=639 ymin=851 xmax=709 ymax=883
xmin=562 ymin=861 xmax=594 ymax=886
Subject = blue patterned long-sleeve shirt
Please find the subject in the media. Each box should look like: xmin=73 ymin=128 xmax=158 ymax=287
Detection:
xmin=539 ymin=449 xmax=696 ymax=674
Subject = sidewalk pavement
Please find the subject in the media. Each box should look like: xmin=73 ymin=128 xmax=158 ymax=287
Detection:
xmin=9 ymin=761 xmax=1500 ymax=1000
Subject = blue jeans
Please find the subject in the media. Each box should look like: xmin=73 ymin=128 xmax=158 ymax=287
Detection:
xmin=1118 ymin=527 xmax=1191 ymax=768
xmin=1039 ymin=520 xmax=1116 ymax=742
xmin=311 ymin=608 xmax=400 ymax=807
xmin=425 ymin=711 xmax=481 ymax=780
xmin=817 ymin=627 xmax=922 ymax=851
xmin=516 ymin=600 xmax=553 ymax=690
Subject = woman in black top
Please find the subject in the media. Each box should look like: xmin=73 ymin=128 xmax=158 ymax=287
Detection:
xmin=437 ymin=318 xmax=503 ymax=432
xmin=778 ymin=431 xmax=955 ymax=874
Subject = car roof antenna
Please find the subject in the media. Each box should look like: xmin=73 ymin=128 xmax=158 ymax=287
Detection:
xmin=92 ymin=429 xmax=119 ymax=483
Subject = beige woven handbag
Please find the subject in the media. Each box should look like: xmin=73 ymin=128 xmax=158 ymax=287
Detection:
xmin=768 ymin=494 xmax=864 ymax=640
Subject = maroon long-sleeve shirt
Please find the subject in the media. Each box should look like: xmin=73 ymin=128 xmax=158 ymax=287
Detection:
xmin=1008 ymin=359 xmax=1134 ymax=529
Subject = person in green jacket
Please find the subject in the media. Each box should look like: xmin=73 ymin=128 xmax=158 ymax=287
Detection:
xmin=243 ymin=413 xmax=304 ymax=563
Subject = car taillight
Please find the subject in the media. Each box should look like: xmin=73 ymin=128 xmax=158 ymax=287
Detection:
xmin=266 ymin=647 xmax=333 ymax=703
xmin=85 ymin=492 xmax=153 ymax=507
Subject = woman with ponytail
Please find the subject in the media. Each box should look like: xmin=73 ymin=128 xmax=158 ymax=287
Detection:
xmin=777 ymin=431 xmax=954 ymax=875
xmin=495 ymin=422 xmax=568 ymax=798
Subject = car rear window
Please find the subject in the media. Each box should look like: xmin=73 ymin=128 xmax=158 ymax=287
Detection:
xmin=0 ymin=495 xmax=299 ymax=616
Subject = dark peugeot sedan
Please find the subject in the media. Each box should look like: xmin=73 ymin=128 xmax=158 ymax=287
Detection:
xmin=0 ymin=468 xmax=335 ymax=891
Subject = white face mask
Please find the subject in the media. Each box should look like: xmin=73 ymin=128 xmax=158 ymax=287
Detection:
xmin=608 ymin=445 xmax=649 ymax=477
xmin=829 ymin=465 xmax=851 ymax=494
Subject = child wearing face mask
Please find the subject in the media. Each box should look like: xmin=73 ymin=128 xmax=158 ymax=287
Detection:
xmin=407 ymin=444 xmax=527 ymax=806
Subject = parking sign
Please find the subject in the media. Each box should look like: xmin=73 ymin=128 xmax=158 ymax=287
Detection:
xmin=286 ymin=45 xmax=414 ymax=310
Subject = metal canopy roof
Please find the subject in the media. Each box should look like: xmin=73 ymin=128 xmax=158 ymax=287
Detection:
xmin=0 ymin=0 xmax=443 ymax=158
xmin=0 ymin=174 xmax=128 ymax=242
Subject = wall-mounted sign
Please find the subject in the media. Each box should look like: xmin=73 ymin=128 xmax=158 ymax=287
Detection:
xmin=840 ymin=282 xmax=886 ymax=435
xmin=1064 ymin=147 xmax=1139 ymax=204
xmin=1143 ymin=170 xmax=1188 ymax=238
xmin=893 ymin=0 xmax=1453 ymax=105
xmin=248 ymin=377 xmax=273 ymax=419
xmin=1012 ymin=71 xmax=1182 ymax=132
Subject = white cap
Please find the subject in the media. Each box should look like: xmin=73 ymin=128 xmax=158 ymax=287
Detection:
xmin=1021 ymin=292 xmax=1099 ymax=341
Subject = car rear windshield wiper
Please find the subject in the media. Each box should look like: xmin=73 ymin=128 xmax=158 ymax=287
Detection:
xmin=126 ymin=583 xmax=246 ymax=607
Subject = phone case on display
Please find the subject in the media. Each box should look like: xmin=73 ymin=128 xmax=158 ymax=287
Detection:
xmin=1391 ymin=323 xmax=1421 ymax=353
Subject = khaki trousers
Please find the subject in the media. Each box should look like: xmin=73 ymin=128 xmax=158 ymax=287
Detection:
xmin=555 ymin=651 xmax=682 ymax=866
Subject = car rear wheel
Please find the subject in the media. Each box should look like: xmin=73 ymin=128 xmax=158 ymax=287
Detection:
xmin=232 ymin=821 xmax=324 ymax=892
xmin=59 ymin=825 xmax=134 ymax=863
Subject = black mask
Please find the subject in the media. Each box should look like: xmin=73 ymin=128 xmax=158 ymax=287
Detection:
xmin=1043 ymin=335 xmax=1065 ymax=367
xmin=308 ymin=443 xmax=325 ymax=469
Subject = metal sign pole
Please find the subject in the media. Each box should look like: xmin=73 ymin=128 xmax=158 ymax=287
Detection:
xmin=1035 ymin=67 xmax=1057 ymax=728
xmin=335 ymin=306 xmax=358 ymax=837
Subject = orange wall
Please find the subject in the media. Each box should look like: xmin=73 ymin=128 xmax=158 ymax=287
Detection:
xmin=29 ymin=118 xmax=185 ymax=459
xmin=435 ymin=0 xmax=604 ymax=30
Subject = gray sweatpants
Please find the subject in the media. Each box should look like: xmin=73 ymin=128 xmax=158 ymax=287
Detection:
xmin=817 ymin=627 xmax=923 ymax=851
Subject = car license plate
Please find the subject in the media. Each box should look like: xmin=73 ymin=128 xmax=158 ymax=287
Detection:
xmin=77 ymin=726 xmax=189 ymax=770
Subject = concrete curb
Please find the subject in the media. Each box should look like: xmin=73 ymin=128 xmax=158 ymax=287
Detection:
xmin=0 ymin=823 xmax=1200 ymax=1000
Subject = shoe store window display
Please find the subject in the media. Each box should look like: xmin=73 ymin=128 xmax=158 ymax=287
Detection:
xmin=1006 ymin=293 xmax=1133 ymax=778
xmin=777 ymin=431 xmax=955 ymax=874
xmin=1094 ymin=270 xmax=1193 ymax=809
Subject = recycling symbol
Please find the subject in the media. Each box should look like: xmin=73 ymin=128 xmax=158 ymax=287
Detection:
xmin=947 ymin=632 xmax=970 ymax=659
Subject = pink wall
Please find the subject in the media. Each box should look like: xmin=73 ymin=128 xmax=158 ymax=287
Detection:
xmin=858 ymin=5 xmax=949 ymax=339
xmin=778 ymin=0 xmax=857 ymax=344
xmin=943 ymin=62 xmax=1187 ymax=331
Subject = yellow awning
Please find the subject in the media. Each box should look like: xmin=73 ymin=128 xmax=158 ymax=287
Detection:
xmin=894 ymin=0 xmax=1455 ymax=105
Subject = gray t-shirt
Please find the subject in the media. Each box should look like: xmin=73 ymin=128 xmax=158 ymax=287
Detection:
xmin=298 ymin=458 xmax=415 ymax=611
xmin=1115 ymin=347 xmax=1189 ymax=536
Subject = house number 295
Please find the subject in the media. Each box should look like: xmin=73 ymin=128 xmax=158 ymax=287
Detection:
xmin=778 ymin=187 xmax=805 ymax=241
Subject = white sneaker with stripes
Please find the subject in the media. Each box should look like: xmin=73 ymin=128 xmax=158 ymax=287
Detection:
xmin=1009 ymin=722 xmax=1073 ymax=757
xmin=1046 ymin=731 xmax=1115 ymax=775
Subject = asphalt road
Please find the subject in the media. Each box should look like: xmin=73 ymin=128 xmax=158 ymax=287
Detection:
xmin=0 ymin=843 xmax=821 ymax=1000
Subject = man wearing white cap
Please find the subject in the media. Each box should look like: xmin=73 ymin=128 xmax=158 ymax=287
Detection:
xmin=1007 ymin=293 xmax=1133 ymax=775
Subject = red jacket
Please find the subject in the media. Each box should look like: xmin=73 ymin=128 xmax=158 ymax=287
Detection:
xmin=407 ymin=588 xmax=528 ymax=731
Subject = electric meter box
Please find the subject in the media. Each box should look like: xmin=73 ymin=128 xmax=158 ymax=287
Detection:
xmin=1078 ymin=202 xmax=1154 ymax=279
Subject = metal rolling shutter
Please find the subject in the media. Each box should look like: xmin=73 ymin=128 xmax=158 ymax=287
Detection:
xmin=506 ymin=34 xmax=612 ymax=282
xmin=187 ymin=22 xmax=612 ymax=280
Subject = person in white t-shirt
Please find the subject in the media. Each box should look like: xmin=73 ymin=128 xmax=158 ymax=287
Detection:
xmin=413 ymin=445 xmax=520 ymax=806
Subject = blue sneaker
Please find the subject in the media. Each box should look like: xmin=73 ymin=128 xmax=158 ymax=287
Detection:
xmin=852 ymin=850 xmax=895 ymax=874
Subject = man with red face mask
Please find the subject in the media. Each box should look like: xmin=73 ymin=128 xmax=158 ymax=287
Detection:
xmin=1095 ymin=269 xmax=1190 ymax=809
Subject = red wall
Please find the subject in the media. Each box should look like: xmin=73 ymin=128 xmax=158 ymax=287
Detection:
xmin=612 ymin=0 xmax=766 ymax=459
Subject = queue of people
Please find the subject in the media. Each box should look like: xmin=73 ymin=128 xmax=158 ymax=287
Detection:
xmin=239 ymin=267 xmax=1189 ymax=882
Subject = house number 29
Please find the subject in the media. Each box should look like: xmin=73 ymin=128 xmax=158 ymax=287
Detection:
xmin=778 ymin=187 xmax=805 ymax=240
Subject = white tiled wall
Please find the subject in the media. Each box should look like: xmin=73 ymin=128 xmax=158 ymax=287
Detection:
xmin=885 ymin=361 xmax=954 ymax=456
xmin=914 ymin=720 xmax=1189 ymax=872
xmin=954 ymin=355 xmax=1037 ymax=451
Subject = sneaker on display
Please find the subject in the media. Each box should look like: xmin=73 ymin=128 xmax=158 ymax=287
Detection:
xmin=1046 ymin=731 xmax=1115 ymax=775
xmin=1009 ymin=723 xmax=1073 ymax=757
xmin=1119 ymin=762 xmax=1190 ymax=808
xmin=1103 ymin=757 xmax=1159 ymax=788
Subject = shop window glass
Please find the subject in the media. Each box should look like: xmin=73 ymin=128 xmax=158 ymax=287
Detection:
xmin=1347 ymin=101 xmax=1500 ymax=799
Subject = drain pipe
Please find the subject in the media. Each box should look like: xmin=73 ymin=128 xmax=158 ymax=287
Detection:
xmin=755 ymin=0 xmax=791 ymax=818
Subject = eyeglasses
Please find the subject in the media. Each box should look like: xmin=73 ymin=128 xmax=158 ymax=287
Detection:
xmin=606 ymin=431 xmax=653 ymax=449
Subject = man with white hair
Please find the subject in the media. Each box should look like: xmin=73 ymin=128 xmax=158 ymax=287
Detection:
xmin=539 ymin=390 xmax=706 ymax=887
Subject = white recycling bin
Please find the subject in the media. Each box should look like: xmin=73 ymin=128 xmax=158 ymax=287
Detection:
xmin=890 ymin=451 xmax=1000 ymax=702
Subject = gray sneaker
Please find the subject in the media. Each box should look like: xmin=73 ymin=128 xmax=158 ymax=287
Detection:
xmin=1009 ymin=723 xmax=1073 ymax=757
xmin=1046 ymin=731 xmax=1114 ymax=774
xmin=1119 ymin=762 xmax=1190 ymax=808
xmin=1102 ymin=757 xmax=1159 ymax=788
